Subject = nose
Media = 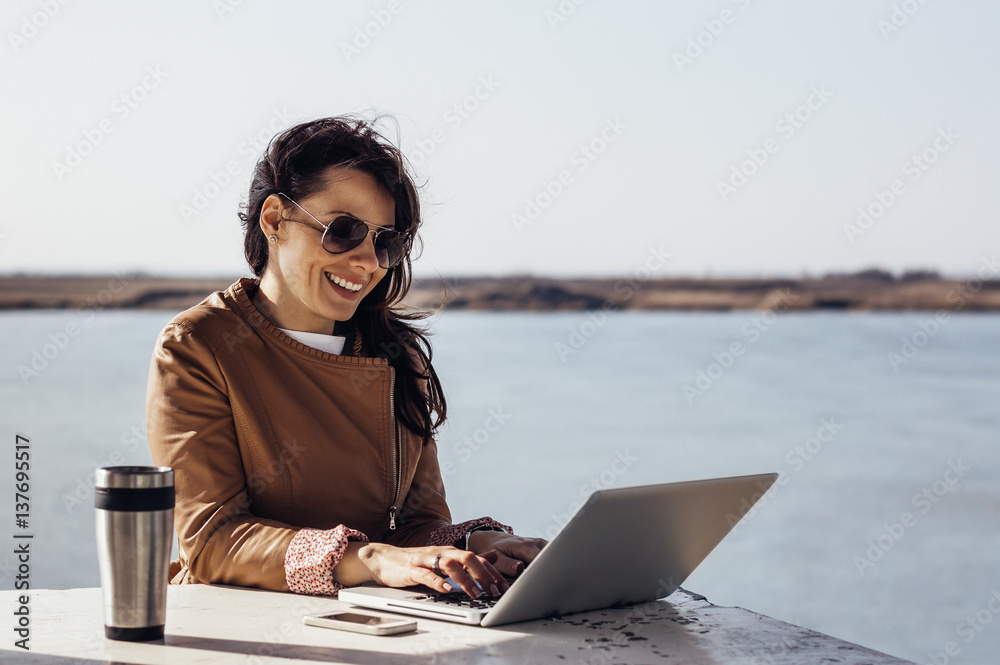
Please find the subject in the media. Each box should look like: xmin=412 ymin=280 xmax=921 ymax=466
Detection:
xmin=346 ymin=230 xmax=382 ymax=272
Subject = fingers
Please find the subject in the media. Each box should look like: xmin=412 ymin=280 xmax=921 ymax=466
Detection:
xmin=522 ymin=537 xmax=548 ymax=563
xmin=491 ymin=551 xmax=525 ymax=578
xmin=474 ymin=550 xmax=510 ymax=593
xmin=493 ymin=536 xmax=549 ymax=576
xmin=411 ymin=538 xmax=551 ymax=599
xmin=418 ymin=566 xmax=454 ymax=595
xmin=436 ymin=549 xmax=506 ymax=598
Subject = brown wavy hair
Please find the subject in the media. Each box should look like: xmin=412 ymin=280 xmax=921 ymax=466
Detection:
xmin=238 ymin=115 xmax=446 ymax=439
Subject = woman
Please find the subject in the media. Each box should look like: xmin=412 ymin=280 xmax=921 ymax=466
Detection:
xmin=146 ymin=116 xmax=545 ymax=600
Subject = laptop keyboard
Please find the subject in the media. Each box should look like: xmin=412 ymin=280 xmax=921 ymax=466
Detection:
xmin=411 ymin=592 xmax=500 ymax=610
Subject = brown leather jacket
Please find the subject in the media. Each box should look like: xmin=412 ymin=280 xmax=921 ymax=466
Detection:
xmin=146 ymin=278 xmax=453 ymax=591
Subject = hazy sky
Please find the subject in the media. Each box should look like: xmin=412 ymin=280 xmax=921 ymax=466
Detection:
xmin=2 ymin=0 xmax=998 ymax=278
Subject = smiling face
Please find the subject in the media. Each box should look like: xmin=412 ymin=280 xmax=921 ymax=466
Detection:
xmin=255 ymin=166 xmax=396 ymax=334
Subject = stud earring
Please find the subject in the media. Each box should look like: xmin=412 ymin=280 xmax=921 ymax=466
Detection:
xmin=268 ymin=235 xmax=277 ymax=243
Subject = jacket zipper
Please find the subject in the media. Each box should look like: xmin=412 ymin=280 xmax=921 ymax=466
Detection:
xmin=387 ymin=366 xmax=401 ymax=530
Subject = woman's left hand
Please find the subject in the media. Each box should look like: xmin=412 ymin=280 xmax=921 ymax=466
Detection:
xmin=467 ymin=531 xmax=548 ymax=578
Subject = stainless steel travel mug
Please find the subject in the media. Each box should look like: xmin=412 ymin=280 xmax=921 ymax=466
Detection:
xmin=94 ymin=466 xmax=174 ymax=641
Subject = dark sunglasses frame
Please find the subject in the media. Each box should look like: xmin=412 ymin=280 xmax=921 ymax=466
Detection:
xmin=276 ymin=192 xmax=410 ymax=269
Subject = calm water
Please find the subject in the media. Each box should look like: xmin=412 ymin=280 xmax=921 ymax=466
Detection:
xmin=1 ymin=309 xmax=998 ymax=664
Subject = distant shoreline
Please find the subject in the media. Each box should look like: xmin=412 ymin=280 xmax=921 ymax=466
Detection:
xmin=1 ymin=272 xmax=999 ymax=312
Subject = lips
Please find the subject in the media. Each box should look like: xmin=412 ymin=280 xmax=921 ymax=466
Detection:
xmin=325 ymin=272 xmax=363 ymax=293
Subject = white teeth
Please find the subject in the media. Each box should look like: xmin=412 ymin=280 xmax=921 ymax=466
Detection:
xmin=327 ymin=273 xmax=362 ymax=292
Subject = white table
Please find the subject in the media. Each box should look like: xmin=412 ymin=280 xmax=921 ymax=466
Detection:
xmin=1 ymin=585 xmax=913 ymax=664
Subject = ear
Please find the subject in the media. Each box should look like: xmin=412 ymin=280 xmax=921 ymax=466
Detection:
xmin=259 ymin=194 xmax=284 ymax=240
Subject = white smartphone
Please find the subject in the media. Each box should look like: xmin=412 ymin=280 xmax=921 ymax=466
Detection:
xmin=303 ymin=610 xmax=417 ymax=636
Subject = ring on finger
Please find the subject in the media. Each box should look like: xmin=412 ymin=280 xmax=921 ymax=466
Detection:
xmin=432 ymin=554 xmax=447 ymax=578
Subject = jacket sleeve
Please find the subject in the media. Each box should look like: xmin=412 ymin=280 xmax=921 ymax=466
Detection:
xmin=425 ymin=517 xmax=513 ymax=548
xmin=147 ymin=322 xmax=361 ymax=592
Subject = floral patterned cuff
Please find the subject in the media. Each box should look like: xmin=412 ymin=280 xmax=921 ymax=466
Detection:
xmin=284 ymin=525 xmax=368 ymax=595
xmin=426 ymin=517 xmax=513 ymax=548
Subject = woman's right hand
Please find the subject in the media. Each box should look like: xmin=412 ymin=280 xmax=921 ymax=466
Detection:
xmin=356 ymin=543 xmax=509 ymax=599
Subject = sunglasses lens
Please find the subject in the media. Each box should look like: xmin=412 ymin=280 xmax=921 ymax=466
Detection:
xmin=321 ymin=216 xmax=409 ymax=268
xmin=374 ymin=234 xmax=409 ymax=269
xmin=322 ymin=217 xmax=369 ymax=253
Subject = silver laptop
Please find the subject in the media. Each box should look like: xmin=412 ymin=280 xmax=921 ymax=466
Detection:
xmin=338 ymin=472 xmax=777 ymax=627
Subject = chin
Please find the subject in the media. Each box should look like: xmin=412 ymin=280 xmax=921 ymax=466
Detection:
xmin=324 ymin=304 xmax=361 ymax=323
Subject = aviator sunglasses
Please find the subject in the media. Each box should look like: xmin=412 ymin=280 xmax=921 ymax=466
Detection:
xmin=277 ymin=192 xmax=410 ymax=269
